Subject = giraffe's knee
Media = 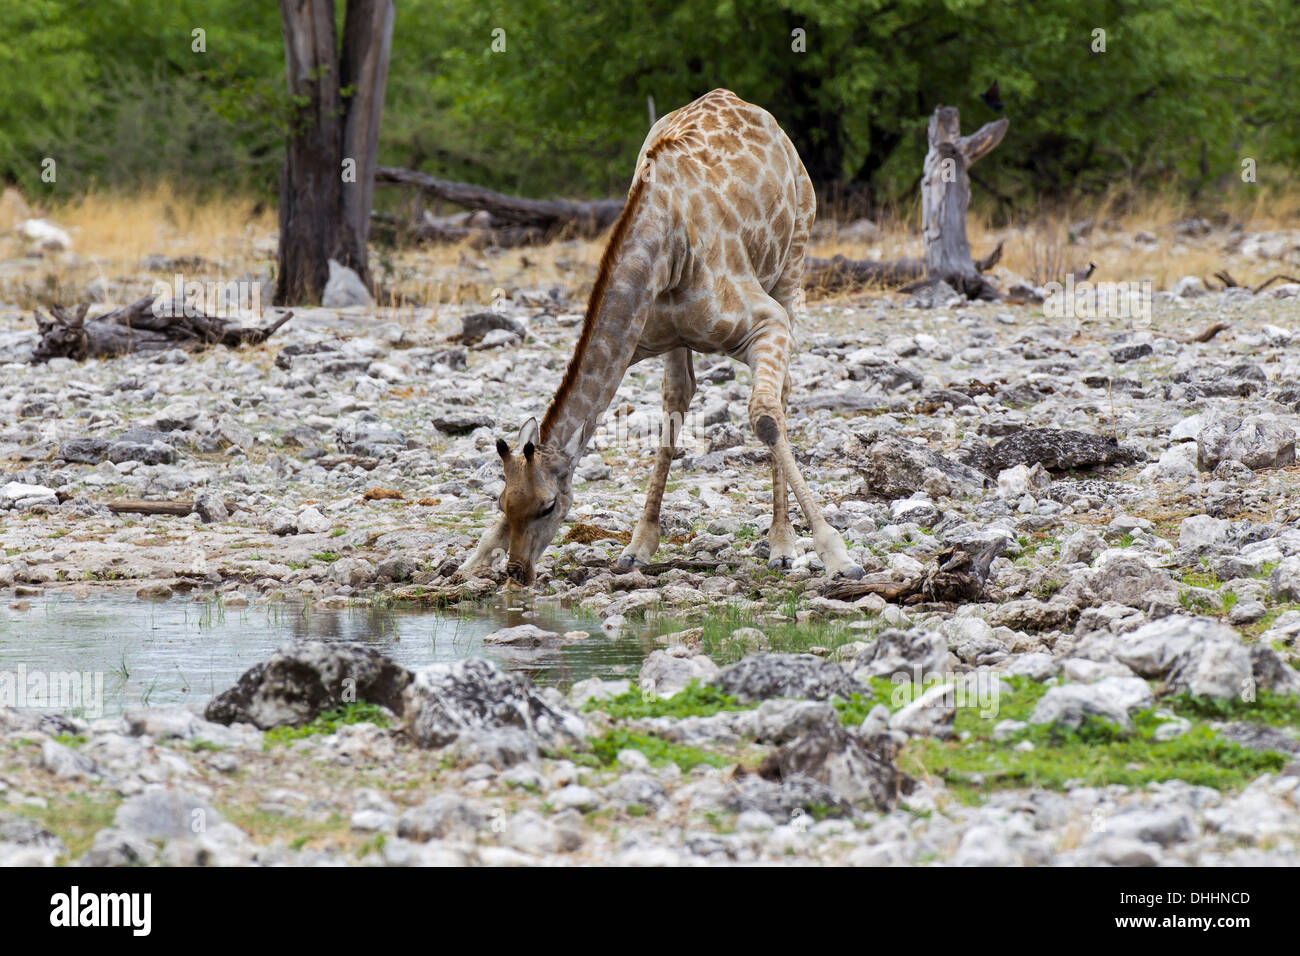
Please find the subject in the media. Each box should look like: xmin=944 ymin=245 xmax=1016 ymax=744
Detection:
xmin=752 ymin=411 xmax=781 ymax=447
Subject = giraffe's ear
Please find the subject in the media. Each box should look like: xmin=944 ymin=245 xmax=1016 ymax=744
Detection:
xmin=517 ymin=418 xmax=539 ymax=449
xmin=560 ymin=419 xmax=594 ymax=463
xmin=496 ymin=439 xmax=510 ymax=460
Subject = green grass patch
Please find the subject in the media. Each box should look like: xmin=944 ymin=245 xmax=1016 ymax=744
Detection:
xmin=263 ymin=701 xmax=390 ymax=747
xmin=584 ymin=681 xmax=751 ymax=720
xmin=899 ymin=678 xmax=1293 ymax=802
xmin=1177 ymin=569 xmax=1221 ymax=590
xmin=11 ymin=795 xmax=118 ymax=860
xmin=575 ymin=729 xmax=730 ymax=772
xmin=1166 ymin=690 xmax=1300 ymax=727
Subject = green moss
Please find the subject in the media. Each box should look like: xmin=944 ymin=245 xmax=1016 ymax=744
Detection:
xmin=576 ymin=729 xmax=730 ymax=772
xmin=900 ymin=677 xmax=1294 ymax=803
xmin=833 ymin=691 xmax=879 ymax=726
xmin=1166 ymin=690 xmax=1300 ymax=727
xmin=263 ymin=701 xmax=390 ymax=747
xmin=919 ymin=720 xmax=1286 ymax=804
xmin=585 ymin=680 xmax=751 ymax=720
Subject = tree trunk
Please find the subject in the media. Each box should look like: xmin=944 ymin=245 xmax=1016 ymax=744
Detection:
xmin=275 ymin=0 xmax=394 ymax=307
xmin=920 ymin=106 xmax=1008 ymax=300
xmin=340 ymin=0 xmax=394 ymax=271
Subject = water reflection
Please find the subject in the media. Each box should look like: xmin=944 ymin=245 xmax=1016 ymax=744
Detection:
xmin=0 ymin=591 xmax=650 ymax=718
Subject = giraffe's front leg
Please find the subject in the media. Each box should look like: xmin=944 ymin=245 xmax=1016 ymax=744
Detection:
xmin=456 ymin=515 xmax=508 ymax=576
xmin=616 ymin=445 xmax=670 ymax=569
xmin=617 ymin=347 xmax=694 ymax=570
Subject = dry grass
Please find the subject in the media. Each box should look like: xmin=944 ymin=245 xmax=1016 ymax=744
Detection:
xmin=56 ymin=185 xmax=275 ymax=264
xmin=3 ymin=180 xmax=1298 ymax=313
xmin=812 ymin=184 xmax=1300 ymax=294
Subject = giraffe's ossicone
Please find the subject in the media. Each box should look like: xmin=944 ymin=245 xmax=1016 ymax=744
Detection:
xmin=459 ymin=89 xmax=864 ymax=586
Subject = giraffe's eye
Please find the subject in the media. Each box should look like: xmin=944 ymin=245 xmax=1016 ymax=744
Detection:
xmin=537 ymin=499 xmax=557 ymax=518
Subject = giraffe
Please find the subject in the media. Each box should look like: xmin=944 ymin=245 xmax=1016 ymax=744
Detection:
xmin=457 ymin=89 xmax=865 ymax=586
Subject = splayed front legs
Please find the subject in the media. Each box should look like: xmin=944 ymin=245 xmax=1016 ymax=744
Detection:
xmin=617 ymin=347 xmax=695 ymax=568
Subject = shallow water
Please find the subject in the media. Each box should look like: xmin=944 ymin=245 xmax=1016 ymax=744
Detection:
xmin=0 ymin=591 xmax=653 ymax=718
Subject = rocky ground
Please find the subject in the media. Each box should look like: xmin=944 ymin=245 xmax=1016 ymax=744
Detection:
xmin=3 ymin=237 xmax=1300 ymax=865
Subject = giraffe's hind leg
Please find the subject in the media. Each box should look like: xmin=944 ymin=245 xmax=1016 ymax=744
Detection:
xmin=767 ymin=253 xmax=807 ymax=572
xmin=745 ymin=307 xmax=863 ymax=581
xmin=766 ymin=372 xmax=799 ymax=569
xmin=616 ymin=347 xmax=695 ymax=569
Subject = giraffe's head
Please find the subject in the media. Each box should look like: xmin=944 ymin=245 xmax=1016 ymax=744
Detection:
xmin=495 ymin=418 xmax=580 ymax=584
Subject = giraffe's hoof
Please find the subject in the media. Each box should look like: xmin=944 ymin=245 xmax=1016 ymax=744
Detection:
xmin=613 ymin=554 xmax=645 ymax=571
xmin=832 ymin=563 xmax=866 ymax=581
xmin=452 ymin=563 xmax=489 ymax=582
xmin=767 ymin=556 xmax=794 ymax=571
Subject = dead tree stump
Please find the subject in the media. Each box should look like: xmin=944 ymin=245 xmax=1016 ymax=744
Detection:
xmin=919 ymin=106 xmax=1008 ymax=300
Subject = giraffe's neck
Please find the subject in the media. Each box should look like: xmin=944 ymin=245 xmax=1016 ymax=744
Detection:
xmin=541 ymin=206 xmax=670 ymax=470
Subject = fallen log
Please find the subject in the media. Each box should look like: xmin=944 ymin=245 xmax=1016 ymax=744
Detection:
xmin=31 ymin=298 xmax=292 ymax=363
xmin=373 ymin=210 xmax=550 ymax=249
xmin=803 ymin=255 xmax=925 ymax=293
xmin=374 ymin=165 xmax=624 ymax=240
xmin=104 ymin=498 xmax=241 ymax=517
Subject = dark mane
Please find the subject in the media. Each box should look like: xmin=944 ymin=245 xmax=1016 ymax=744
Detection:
xmin=539 ymin=135 xmax=682 ymax=443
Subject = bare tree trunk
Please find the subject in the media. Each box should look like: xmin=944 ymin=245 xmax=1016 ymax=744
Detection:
xmin=340 ymin=0 xmax=394 ymax=271
xmin=920 ymin=106 xmax=1008 ymax=300
xmin=275 ymin=0 xmax=394 ymax=306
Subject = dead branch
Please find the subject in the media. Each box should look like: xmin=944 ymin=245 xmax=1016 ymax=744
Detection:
xmin=803 ymin=255 xmax=925 ymax=293
xmin=31 ymin=297 xmax=292 ymax=363
xmin=1178 ymin=322 xmax=1231 ymax=344
xmin=104 ymin=498 xmax=240 ymax=517
xmin=374 ymin=166 xmax=624 ymax=240
xmin=1251 ymin=274 xmax=1300 ymax=295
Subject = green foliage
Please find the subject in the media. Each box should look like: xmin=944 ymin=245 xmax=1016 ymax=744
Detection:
xmin=832 ymin=691 xmax=878 ymax=726
xmin=578 ymin=729 xmax=731 ymax=771
xmin=1166 ymin=690 xmax=1300 ymax=727
xmin=0 ymin=0 xmax=283 ymax=194
xmin=585 ymin=680 xmax=751 ymax=720
xmin=263 ymin=701 xmax=391 ymax=746
xmin=2 ymin=0 xmax=1297 ymax=204
xmin=906 ymin=677 xmax=1296 ymax=802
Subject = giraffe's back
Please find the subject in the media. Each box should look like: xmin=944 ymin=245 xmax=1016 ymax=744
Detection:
xmin=632 ymin=90 xmax=814 ymax=359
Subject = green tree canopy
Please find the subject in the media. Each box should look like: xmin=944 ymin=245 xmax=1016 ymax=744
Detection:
xmin=0 ymin=0 xmax=1295 ymax=213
